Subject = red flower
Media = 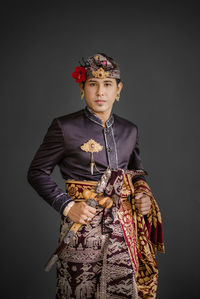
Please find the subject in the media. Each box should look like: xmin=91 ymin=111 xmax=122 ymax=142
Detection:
xmin=72 ymin=66 xmax=86 ymax=83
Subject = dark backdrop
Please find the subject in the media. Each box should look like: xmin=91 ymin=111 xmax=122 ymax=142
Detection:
xmin=1 ymin=1 xmax=200 ymax=298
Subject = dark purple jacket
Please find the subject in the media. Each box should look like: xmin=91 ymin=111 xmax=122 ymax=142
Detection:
xmin=27 ymin=107 xmax=145 ymax=214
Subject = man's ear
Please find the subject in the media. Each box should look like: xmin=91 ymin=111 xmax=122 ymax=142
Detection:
xmin=117 ymin=82 xmax=123 ymax=93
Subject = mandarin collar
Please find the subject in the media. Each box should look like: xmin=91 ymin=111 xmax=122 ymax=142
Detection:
xmin=84 ymin=106 xmax=114 ymax=128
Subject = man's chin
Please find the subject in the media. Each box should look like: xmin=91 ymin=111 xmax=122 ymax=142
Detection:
xmin=90 ymin=104 xmax=107 ymax=112
xmin=93 ymin=107 xmax=108 ymax=114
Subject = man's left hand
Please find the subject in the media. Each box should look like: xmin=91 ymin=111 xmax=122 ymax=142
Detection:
xmin=135 ymin=193 xmax=151 ymax=215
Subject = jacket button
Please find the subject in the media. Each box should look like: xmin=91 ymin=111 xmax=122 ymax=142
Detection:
xmin=107 ymin=147 xmax=111 ymax=152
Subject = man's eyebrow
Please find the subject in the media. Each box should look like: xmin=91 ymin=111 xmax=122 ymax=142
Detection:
xmin=87 ymin=79 xmax=113 ymax=83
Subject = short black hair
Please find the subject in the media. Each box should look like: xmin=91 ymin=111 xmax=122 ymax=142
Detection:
xmin=116 ymin=78 xmax=121 ymax=85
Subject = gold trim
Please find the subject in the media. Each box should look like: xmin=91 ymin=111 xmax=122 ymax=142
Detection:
xmin=66 ymin=180 xmax=98 ymax=186
xmin=92 ymin=67 xmax=109 ymax=79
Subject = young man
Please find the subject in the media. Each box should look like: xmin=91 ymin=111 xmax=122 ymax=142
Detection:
xmin=28 ymin=53 xmax=164 ymax=299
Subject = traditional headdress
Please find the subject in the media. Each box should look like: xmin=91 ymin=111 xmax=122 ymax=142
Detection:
xmin=72 ymin=53 xmax=120 ymax=83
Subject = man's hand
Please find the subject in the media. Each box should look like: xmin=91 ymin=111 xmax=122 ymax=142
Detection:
xmin=67 ymin=202 xmax=96 ymax=224
xmin=135 ymin=192 xmax=152 ymax=215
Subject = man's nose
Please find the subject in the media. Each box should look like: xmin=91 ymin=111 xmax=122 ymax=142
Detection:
xmin=96 ymin=84 xmax=104 ymax=96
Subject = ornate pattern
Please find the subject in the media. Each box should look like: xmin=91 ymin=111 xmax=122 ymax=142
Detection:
xmin=58 ymin=176 xmax=164 ymax=299
xmin=80 ymin=139 xmax=103 ymax=175
xmin=56 ymin=202 xmax=138 ymax=299
xmin=92 ymin=67 xmax=109 ymax=79
xmin=80 ymin=139 xmax=103 ymax=154
xmin=86 ymin=54 xmax=121 ymax=80
xmin=66 ymin=180 xmax=98 ymax=201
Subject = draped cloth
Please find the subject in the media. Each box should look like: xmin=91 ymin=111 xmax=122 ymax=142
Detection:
xmin=56 ymin=171 xmax=164 ymax=299
xmin=117 ymin=174 xmax=164 ymax=299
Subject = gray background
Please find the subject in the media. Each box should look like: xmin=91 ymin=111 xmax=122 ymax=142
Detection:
xmin=1 ymin=1 xmax=200 ymax=298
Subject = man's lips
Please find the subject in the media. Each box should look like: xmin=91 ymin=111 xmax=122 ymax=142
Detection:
xmin=95 ymin=99 xmax=106 ymax=104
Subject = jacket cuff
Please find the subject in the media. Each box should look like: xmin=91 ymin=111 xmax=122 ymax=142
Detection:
xmin=51 ymin=193 xmax=74 ymax=215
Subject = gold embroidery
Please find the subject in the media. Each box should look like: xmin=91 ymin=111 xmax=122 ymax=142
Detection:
xmin=92 ymin=67 xmax=109 ymax=79
xmin=66 ymin=181 xmax=97 ymax=200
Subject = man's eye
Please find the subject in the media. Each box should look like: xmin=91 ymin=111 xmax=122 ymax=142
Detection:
xmin=105 ymin=83 xmax=111 ymax=86
xmin=89 ymin=83 xmax=96 ymax=86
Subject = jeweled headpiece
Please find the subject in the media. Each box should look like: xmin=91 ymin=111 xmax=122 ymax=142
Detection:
xmin=72 ymin=53 xmax=120 ymax=83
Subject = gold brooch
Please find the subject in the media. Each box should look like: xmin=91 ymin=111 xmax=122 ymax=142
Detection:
xmin=81 ymin=139 xmax=103 ymax=175
xmin=92 ymin=68 xmax=109 ymax=79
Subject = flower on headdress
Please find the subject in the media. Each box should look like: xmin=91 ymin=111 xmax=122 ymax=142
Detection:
xmin=72 ymin=66 xmax=86 ymax=83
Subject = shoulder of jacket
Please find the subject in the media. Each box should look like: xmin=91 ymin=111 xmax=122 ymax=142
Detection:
xmin=113 ymin=114 xmax=138 ymax=130
xmin=54 ymin=109 xmax=85 ymax=126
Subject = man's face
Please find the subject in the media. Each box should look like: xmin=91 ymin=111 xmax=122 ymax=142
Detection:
xmin=80 ymin=78 xmax=123 ymax=115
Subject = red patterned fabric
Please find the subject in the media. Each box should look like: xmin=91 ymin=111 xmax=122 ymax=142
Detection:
xmin=134 ymin=180 xmax=165 ymax=254
xmin=118 ymin=175 xmax=164 ymax=298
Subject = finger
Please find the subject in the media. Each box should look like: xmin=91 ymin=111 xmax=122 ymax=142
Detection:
xmin=141 ymin=209 xmax=151 ymax=215
xmin=85 ymin=210 xmax=96 ymax=219
xmin=70 ymin=215 xmax=87 ymax=224
xmin=87 ymin=206 xmax=96 ymax=216
xmin=80 ymin=203 xmax=95 ymax=214
xmin=87 ymin=205 xmax=96 ymax=215
xmin=135 ymin=206 xmax=151 ymax=215
xmin=80 ymin=208 xmax=95 ymax=220
xmin=136 ymin=208 xmax=151 ymax=215
xmin=135 ymin=197 xmax=151 ymax=205
xmin=135 ymin=202 xmax=151 ymax=209
xmin=135 ymin=194 xmax=150 ymax=201
xmin=79 ymin=215 xmax=89 ymax=224
xmin=77 ymin=218 xmax=86 ymax=224
xmin=140 ymin=206 xmax=151 ymax=212
xmin=137 ymin=206 xmax=151 ymax=214
xmin=141 ymin=195 xmax=151 ymax=203
xmin=135 ymin=198 xmax=144 ymax=204
xmin=84 ymin=214 xmax=94 ymax=224
xmin=135 ymin=198 xmax=148 ymax=204
xmin=135 ymin=193 xmax=143 ymax=199
xmin=137 ymin=210 xmax=148 ymax=216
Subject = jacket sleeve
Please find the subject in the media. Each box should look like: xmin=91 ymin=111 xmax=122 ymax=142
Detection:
xmin=27 ymin=118 xmax=73 ymax=214
xmin=128 ymin=126 xmax=147 ymax=184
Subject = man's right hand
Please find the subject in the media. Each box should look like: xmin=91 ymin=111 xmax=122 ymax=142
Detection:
xmin=67 ymin=202 xmax=96 ymax=224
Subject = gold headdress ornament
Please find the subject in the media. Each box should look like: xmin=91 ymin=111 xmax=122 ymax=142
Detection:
xmin=92 ymin=67 xmax=109 ymax=79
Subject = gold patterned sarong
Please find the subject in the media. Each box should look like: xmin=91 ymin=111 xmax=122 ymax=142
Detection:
xmin=57 ymin=174 xmax=164 ymax=299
